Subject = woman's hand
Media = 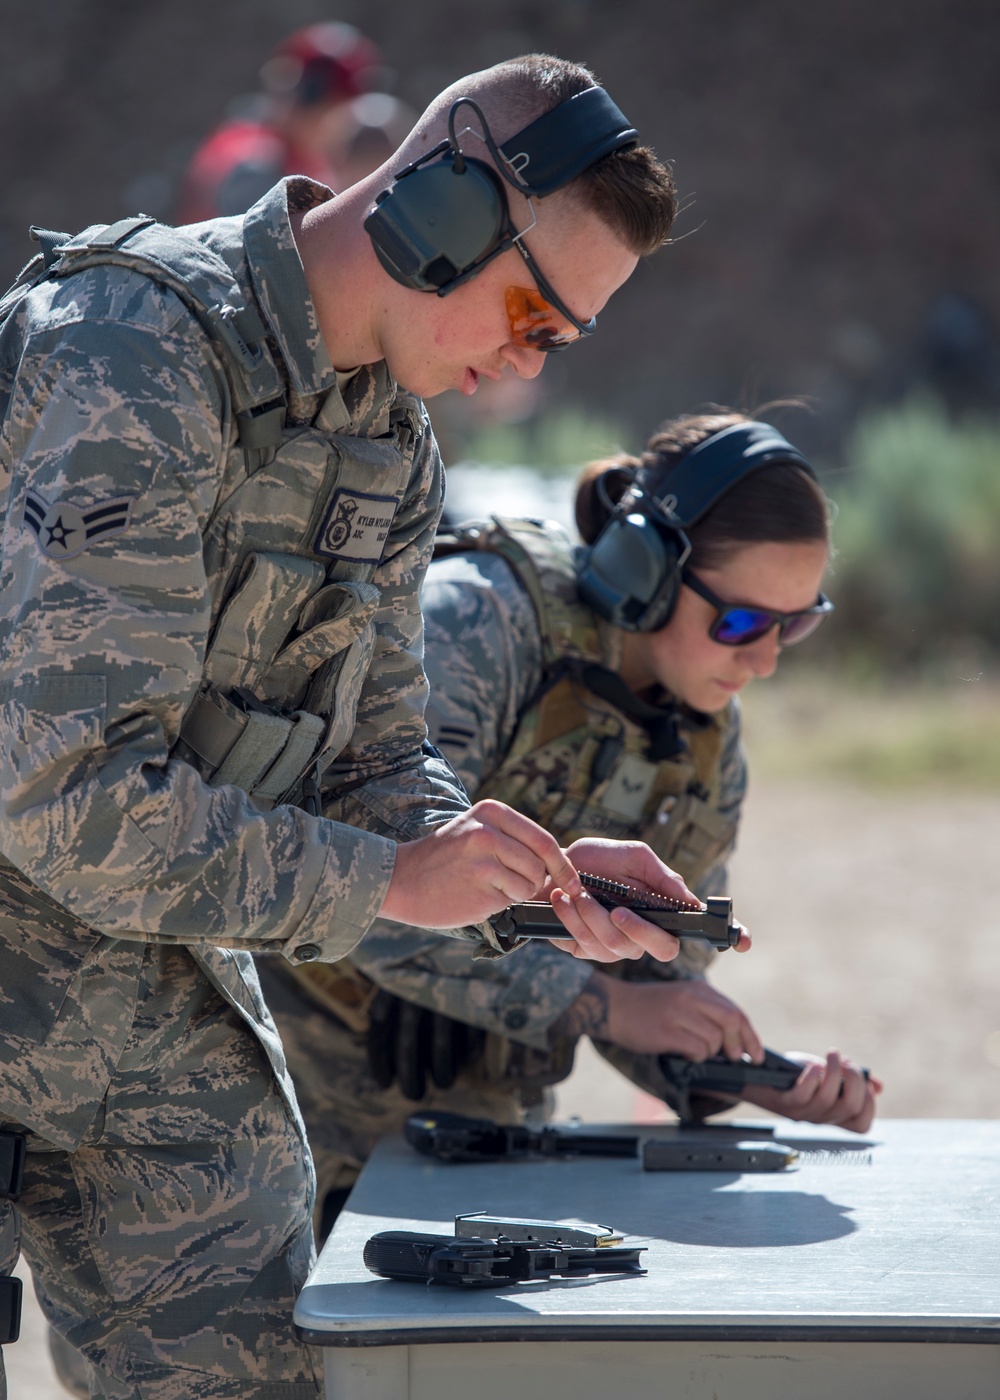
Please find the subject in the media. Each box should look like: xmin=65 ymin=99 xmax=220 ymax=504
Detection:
xmin=743 ymin=1049 xmax=883 ymax=1134
xmin=547 ymin=837 xmax=750 ymax=964
xmin=554 ymin=974 xmax=765 ymax=1061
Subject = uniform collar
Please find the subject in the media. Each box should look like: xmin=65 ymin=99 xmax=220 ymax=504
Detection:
xmin=242 ymin=177 xmax=339 ymax=401
xmin=241 ymin=178 xmax=401 ymax=433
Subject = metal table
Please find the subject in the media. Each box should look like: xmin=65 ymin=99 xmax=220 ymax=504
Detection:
xmin=294 ymin=1119 xmax=1000 ymax=1399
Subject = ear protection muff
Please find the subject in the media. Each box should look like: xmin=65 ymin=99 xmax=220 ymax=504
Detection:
xmin=364 ymin=86 xmax=638 ymax=296
xmin=576 ymin=422 xmax=815 ymax=633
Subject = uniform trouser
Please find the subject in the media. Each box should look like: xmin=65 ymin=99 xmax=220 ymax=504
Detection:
xmin=0 ymin=946 xmax=322 ymax=1400
xmin=256 ymin=960 xmax=540 ymax=1235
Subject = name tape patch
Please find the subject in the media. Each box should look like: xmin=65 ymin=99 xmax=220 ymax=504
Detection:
xmin=23 ymin=488 xmax=134 ymax=561
xmin=315 ymin=489 xmax=397 ymax=563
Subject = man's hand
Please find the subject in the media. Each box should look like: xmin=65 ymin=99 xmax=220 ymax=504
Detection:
xmin=552 ymin=974 xmax=765 ymax=1062
xmin=379 ymin=800 xmax=582 ymax=928
xmin=743 ymin=1049 xmax=883 ymax=1134
xmin=547 ymin=837 xmax=749 ymax=965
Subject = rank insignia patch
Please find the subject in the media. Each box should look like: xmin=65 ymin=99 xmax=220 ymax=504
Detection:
xmin=315 ymin=489 xmax=397 ymax=563
xmin=22 ymin=489 xmax=134 ymax=560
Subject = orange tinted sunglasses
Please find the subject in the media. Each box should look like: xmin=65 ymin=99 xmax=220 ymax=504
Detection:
xmin=504 ymin=238 xmax=597 ymax=352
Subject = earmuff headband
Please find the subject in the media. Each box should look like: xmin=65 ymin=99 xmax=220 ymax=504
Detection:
xmin=650 ymin=422 xmax=814 ymax=527
xmin=498 ymin=87 xmax=638 ymax=196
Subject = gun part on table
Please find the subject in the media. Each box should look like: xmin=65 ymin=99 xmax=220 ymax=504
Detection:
xmin=454 ymin=1214 xmax=623 ymax=1247
xmin=488 ymin=872 xmax=741 ymax=950
xmin=405 ymin=1109 xmax=638 ymax=1164
xmin=363 ymin=1222 xmax=645 ymax=1287
xmin=641 ymin=1138 xmax=799 ymax=1172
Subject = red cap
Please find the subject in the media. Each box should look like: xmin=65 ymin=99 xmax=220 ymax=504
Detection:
xmin=262 ymin=23 xmax=383 ymax=105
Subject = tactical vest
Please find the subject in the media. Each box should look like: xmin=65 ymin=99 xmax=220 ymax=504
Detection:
xmin=0 ymin=216 xmax=425 ymax=809
xmin=446 ymin=517 xmax=739 ymax=900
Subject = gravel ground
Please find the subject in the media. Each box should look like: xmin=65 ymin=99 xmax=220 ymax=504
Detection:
xmin=7 ymin=776 xmax=1000 ymax=1395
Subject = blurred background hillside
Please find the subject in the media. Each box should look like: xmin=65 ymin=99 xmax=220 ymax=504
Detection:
xmin=3 ymin=0 xmax=998 ymax=456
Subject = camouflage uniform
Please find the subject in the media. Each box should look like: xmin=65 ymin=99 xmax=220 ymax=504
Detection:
xmin=258 ymin=517 xmax=746 ymax=1213
xmin=0 ymin=177 xmax=487 ymax=1396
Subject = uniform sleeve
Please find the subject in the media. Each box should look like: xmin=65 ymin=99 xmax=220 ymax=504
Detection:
xmin=345 ymin=551 xmax=593 ymax=1036
xmin=0 ymin=299 xmax=414 ymax=963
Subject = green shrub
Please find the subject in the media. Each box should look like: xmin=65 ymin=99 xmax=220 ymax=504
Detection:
xmin=820 ymin=397 xmax=1000 ymax=670
xmin=460 ymin=408 xmax=626 ymax=477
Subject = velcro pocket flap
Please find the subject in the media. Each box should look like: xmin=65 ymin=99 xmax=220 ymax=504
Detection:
xmin=206 ymin=552 xmax=327 ymax=692
xmin=261 ymin=581 xmax=380 ymax=703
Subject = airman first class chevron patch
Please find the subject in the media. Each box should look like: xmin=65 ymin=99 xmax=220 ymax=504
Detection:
xmin=22 ymin=489 xmax=134 ymax=561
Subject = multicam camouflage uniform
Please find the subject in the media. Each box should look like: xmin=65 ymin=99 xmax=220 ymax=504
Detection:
xmin=0 ymin=177 xmax=488 ymax=1397
xmin=258 ymin=516 xmax=746 ymax=1215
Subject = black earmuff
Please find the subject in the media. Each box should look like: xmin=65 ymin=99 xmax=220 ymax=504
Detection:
xmin=576 ymin=422 xmax=815 ymax=633
xmin=364 ymin=86 xmax=639 ymax=296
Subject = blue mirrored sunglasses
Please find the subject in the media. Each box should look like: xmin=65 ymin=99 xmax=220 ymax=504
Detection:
xmin=682 ymin=566 xmax=833 ymax=647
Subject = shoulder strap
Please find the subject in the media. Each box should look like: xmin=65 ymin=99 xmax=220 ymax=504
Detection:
xmin=434 ymin=515 xmax=604 ymax=671
xmin=2 ymin=216 xmax=287 ymax=468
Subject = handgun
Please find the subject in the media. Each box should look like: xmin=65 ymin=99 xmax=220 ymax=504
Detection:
xmin=405 ymin=1109 xmax=638 ymax=1163
xmin=488 ymin=872 xmax=741 ymax=950
xmin=659 ymin=1047 xmax=870 ymax=1124
xmin=363 ymin=1220 xmax=645 ymax=1287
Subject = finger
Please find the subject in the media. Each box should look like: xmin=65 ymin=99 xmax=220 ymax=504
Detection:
xmin=476 ymin=800 xmax=585 ymax=896
xmin=732 ymin=920 xmax=753 ymax=954
xmin=654 ymin=1015 xmax=720 ymax=1061
xmin=773 ymin=1059 xmax=824 ymax=1112
xmin=548 ymin=891 xmax=636 ymax=963
xmin=719 ymin=1015 xmax=763 ymax=1064
xmin=480 ymin=831 xmax=553 ymax=903
xmin=838 ymin=1086 xmax=878 ymax=1134
xmin=683 ymin=986 xmax=763 ymax=1064
xmin=833 ymin=1064 xmax=870 ymax=1123
xmin=608 ymin=904 xmax=682 ymax=964
xmin=806 ymin=1050 xmax=849 ymax=1120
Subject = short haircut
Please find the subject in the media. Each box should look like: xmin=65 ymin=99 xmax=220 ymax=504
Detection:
xmin=489 ymin=55 xmax=677 ymax=256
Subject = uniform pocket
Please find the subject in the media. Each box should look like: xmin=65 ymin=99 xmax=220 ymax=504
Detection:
xmin=262 ymin=580 xmax=380 ymax=705
xmin=205 ymin=551 xmax=327 ymax=694
xmin=0 ymin=672 xmax=158 ymax=893
xmin=648 ymin=790 xmax=737 ymax=890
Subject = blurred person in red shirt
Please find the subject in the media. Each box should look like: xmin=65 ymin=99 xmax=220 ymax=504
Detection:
xmin=177 ymin=22 xmax=383 ymax=222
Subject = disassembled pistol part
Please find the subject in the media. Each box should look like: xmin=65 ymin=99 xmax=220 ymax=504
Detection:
xmin=659 ymin=1047 xmax=870 ymax=1125
xmin=489 ymin=872 xmax=741 ymax=949
xmin=363 ymin=1228 xmax=645 ymax=1287
xmin=455 ymin=1213 xmax=623 ymax=1248
xmin=405 ymin=1109 xmax=638 ymax=1163
xmin=641 ymin=1138 xmax=799 ymax=1172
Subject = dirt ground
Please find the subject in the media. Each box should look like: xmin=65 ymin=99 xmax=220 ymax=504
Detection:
xmin=7 ymin=776 xmax=1000 ymax=1395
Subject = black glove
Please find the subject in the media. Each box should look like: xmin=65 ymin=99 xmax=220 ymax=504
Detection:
xmin=366 ymin=991 xmax=485 ymax=1101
